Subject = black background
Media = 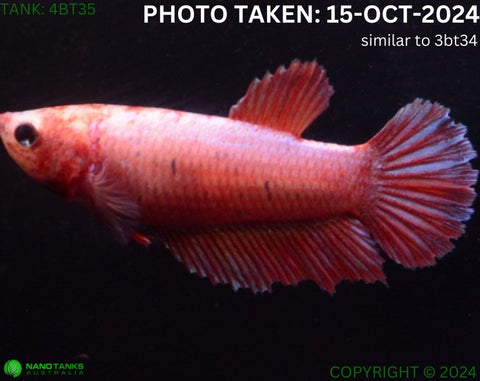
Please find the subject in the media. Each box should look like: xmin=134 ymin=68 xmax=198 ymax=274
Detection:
xmin=1 ymin=1 xmax=479 ymax=380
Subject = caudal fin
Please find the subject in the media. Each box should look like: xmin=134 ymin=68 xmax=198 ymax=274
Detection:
xmin=363 ymin=99 xmax=477 ymax=268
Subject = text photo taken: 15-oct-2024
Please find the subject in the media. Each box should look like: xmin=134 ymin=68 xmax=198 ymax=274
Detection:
xmin=0 ymin=1 xmax=479 ymax=380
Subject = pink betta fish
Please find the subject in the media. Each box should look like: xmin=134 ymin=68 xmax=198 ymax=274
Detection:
xmin=0 ymin=61 xmax=477 ymax=293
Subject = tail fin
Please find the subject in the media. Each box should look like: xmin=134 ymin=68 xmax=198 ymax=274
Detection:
xmin=363 ymin=99 xmax=477 ymax=268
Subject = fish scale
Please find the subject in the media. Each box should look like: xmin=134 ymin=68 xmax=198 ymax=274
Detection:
xmin=89 ymin=108 xmax=364 ymax=229
xmin=0 ymin=60 xmax=476 ymax=293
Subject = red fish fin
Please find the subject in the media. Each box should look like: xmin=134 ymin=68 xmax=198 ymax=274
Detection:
xmin=229 ymin=60 xmax=333 ymax=137
xmin=132 ymin=232 xmax=153 ymax=247
xmin=161 ymin=217 xmax=385 ymax=293
xmin=88 ymin=164 xmax=140 ymax=244
xmin=363 ymin=99 xmax=477 ymax=268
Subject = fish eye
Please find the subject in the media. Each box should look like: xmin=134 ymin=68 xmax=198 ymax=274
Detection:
xmin=14 ymin=123 xmax=39 ymax=148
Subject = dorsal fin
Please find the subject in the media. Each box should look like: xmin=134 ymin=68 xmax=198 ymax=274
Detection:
xmin=229 ymin=60 xmax=334 ymax=137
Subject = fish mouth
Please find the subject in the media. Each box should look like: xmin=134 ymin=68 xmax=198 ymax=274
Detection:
xmin=0 ymin=113 xmax=11 ymax=137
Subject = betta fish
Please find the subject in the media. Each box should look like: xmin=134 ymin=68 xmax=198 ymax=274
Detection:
xmin=0 ymin=61 xmax=477 ymax=293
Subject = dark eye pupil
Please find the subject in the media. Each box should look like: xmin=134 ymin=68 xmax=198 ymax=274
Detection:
xmin=14 ymin=123 xmax=39 ymax=147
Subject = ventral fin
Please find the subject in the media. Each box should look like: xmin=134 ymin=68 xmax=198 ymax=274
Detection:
xmin=132 ymin=232 xmax=154 ymax=247
xmin=87 ymin=163 xmax=140 ymax=245
xmin=161 ymin=217 xmax=385 ymax=294
xmin=229 ymin=60 xmax=334 ymax=137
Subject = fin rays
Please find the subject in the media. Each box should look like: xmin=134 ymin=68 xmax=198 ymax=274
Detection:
xmin=365 ymin=99 xmax=477 ymax=268
xmin=164 ymin=99 xmax=476 ymax=292
xmin=161 ymin=218 xmax=385 ymax=294
xmin=229 ymin=60 xmax=334 ymax=137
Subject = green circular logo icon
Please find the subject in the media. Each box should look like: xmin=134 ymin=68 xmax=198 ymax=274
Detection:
xmin=4 ymin=359 xmax=22 ymax=378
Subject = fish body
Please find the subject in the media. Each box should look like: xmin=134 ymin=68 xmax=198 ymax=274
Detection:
xmin=0 ymin=61 xmax=477 ymax=292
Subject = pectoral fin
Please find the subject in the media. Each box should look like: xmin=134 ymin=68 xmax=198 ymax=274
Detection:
xmin=87 ymin=163 xmax=140 ymax=245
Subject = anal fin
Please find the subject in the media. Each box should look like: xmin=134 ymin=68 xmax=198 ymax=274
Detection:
xmin=161 ymin=217 xmax=385 ymax=293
